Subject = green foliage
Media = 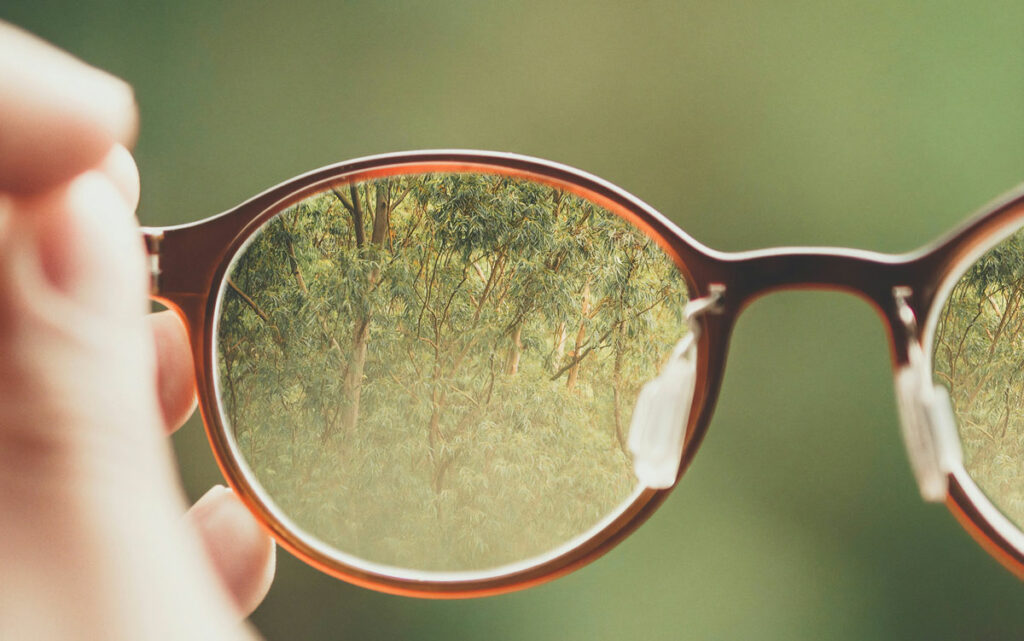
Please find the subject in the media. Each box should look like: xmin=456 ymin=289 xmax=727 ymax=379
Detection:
xmin=216 ymin=173 xmax=689 ymax=571
xmin=934 ymin=228 xmax=1024 ymax=527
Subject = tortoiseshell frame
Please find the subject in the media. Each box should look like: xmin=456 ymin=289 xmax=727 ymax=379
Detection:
xmin=145 ymin=150 xmax=1024 ymax=598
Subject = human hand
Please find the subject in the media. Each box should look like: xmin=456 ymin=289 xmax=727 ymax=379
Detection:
xmin=0 ymin=22 xmax=274 ymax=640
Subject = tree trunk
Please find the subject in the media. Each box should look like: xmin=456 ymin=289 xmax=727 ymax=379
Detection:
xmin=427 ymin=370 xmax=448 ymax=483
xmin=553 ymin=321 xmax=567 ymax=367
xmin=341 ymin=318 xmax=370 ymax=433
xmin=371 ymin=183 xmax=390 ymax=245
xmin=612 ymin=322 xmax=626 ymax=452
xmin=284 ymin=227 xmax=308 ymax=294
xmin=341 ymin=183 xmax=392 ymax=434
xmin=506 ymin=322 xmax=523 ymax=375
xmin=429 ymin=399 xmax=442 ymax=452
xmin=566 ymin=281 xmax=591 ymax=391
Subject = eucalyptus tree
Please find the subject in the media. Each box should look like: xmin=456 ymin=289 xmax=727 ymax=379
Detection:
xmin=935 ymin=228 xmax=1024 ymax=526
xmin=216 ymin=173 xmax=690 ymax=569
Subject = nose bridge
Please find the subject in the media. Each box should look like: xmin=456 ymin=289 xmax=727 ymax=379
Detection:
xmin=720 ymin=247 xmax=906 ymax=308
xmin=708 ymin=247 xmax=916 ymax=362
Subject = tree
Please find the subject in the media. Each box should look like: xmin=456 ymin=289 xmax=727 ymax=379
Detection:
xmin=216 ymin=172 xmax=691 ymax=571
xmin=934 ymin=227 xmax=1024 ymax=529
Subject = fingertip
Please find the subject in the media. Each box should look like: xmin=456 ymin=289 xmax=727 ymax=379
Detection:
xmin=189 ymin=486 xmax=277 ymax=616
xmin=149 ymin=309 xmax=196 ymax=433
xmin=98 ymin=145 xmax=141 ymax=211
xmin=0 ymin=22 xmax=138 ymax=193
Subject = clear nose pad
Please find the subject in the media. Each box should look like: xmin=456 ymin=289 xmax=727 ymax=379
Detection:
xmin=893 ymin=289 xmax=963 ymax=503
xmin=628 ymin=285 xmax=724 ymax=489
xmin=628 ymin=334 xmax=698 ymax=489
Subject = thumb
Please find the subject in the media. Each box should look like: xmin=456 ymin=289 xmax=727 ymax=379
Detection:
xmin=0 ymin=168 xmax=161 ymax=489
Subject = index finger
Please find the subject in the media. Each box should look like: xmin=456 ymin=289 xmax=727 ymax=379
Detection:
xmin=0 ymin=21 xmax=137 ymax=194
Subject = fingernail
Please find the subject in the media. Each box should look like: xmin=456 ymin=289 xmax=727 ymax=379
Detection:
xmin=188 ymin=484 xmax=276 ymax=615
xmin=99 ymin=145 xmax=141 ymax=210
xmin=190 ymin=485 xmax=262 ymax=549
xmin=30 ymin=171 xmax=146 ymax=313
xmin=194 ymin=484 xmax=231 ymax=507
xmin=37 ymin=174 xmax=126 ymax=297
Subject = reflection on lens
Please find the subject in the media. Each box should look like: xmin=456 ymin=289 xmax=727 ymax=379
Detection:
xmin=934 ymin=226 xmax=1024 ymax=528
xmin=214 ymin=172 xmax=689 ymax=573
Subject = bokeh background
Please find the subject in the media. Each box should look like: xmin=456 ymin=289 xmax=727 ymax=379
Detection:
xmin=5 ymin=1 xmax=1024 ymax=638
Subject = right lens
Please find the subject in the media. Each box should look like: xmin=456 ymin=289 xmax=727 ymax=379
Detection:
xmin=213 ymin=169 xmax=691 ymax=576
xmin=933 ymin=224 xmax=1024 ymax=528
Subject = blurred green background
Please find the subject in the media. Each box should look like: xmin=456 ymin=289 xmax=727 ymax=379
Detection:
xmin=5 ymin=1 xmax=1024 ymax=638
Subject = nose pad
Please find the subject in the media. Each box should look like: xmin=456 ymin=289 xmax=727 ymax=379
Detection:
xmin=628 ymin=334 xmax=698 ymax=489
xmin=894 ymin=339 xmax=963 ymax=502
xmin=627 ymin=284 xmax=725 ymax=489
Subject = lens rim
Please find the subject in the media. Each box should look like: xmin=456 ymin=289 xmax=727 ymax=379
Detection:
xmin=156 ymin=151 xmax=723 ymax=597
xmin=920 ymin=194 xmax=1024 ymax=579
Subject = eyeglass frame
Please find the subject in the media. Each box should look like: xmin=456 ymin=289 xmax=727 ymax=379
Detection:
xmin=143 ymin=149 xmax=1024 ymax=598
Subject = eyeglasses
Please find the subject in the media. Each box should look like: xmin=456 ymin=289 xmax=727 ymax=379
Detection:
xmin=146 ymin=150 xmax=1024 ymax=597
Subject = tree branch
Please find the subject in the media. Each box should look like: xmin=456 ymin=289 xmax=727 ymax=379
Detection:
xmin=226 ymin=277 xmax=269 ymax=323
xmin=549 ymin=293 xmax=670 ymax=381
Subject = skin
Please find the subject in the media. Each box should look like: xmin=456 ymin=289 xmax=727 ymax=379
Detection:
xmin=0 ymin=22 xmax=275 ymax=640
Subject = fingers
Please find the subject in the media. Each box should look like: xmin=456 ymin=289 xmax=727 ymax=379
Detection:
xmin=0 ymin=21 xmax=137 ymax=194
xmin=187 ymin=486 xmax=276 ymax=617
xmin=150 ymin=310 xmax=197 ymax=433
xmin=97 ymin=144 xmax=140 ymax=211
xmin=101 ymin=149 xmax=185 ymax=433
xmin=0 ymin=169 xmax=155 ymax=483
xmin=24 ymin=169 xmax=146 ymax=316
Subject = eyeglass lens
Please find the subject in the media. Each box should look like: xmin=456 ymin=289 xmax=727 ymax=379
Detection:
xmin=933 ymin=225 xmax=1024 ymax=528
xmin=213 ymin=172 xmax=691 ymax=573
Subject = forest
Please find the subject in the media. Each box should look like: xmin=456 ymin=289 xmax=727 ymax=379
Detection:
xmin=934 ymin=227 xmax=1024 ymax=528
xmin=215 ymin=172 xmax=690 ymax=571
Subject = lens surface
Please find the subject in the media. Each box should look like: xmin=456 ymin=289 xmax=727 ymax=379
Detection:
xmin=214 ymin=171 xmax=690 ymax=573
xmin=933 ymin=225 xmax=1024 ymax=528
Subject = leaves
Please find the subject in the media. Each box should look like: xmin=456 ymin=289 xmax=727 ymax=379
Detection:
xmin=934 ymin=228 xmax=1024 ymax=528
xmin=215 ymin=172 xmax=691 ymax=571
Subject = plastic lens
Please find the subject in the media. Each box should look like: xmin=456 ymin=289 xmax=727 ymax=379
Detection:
xmin=933 ymin=225 xmax=1024 ymax=528
xmin=213 ymin=171 xmax=691 ymax=574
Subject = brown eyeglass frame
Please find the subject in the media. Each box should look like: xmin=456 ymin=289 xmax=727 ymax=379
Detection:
xmin=144 ymin=150 xmax=1024 ymax=598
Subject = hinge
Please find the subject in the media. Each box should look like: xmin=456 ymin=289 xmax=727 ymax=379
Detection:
xmin=141 ymin=227 xmax=163 ymax=295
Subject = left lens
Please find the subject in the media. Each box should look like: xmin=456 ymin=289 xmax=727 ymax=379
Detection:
xmin=932 ymin=223 xmax=1024 ymax=528
xmin=213 ymin=170 xmax=691 ymax=576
